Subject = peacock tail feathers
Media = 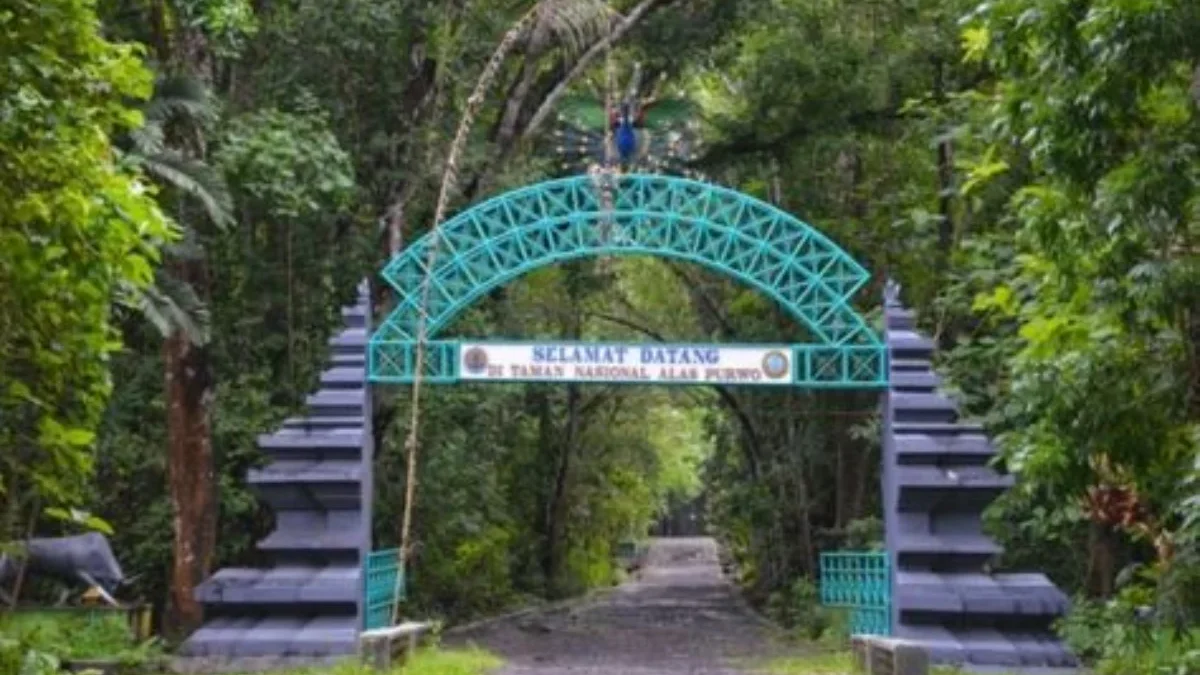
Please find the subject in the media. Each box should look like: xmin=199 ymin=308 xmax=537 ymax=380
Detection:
xmin=557 ymin=94 xmax=609 ymax=131
xmin=553 ymin=120 xmax=705 ymax=177
xmin=552 ymin=62 xmax=705 ymax=178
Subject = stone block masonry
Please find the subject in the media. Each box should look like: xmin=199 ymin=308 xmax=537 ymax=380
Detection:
xmin=178 ymin=282 xmax=373 ymax=662
xmin=880 ymin=291 xmax=1078 ymax=672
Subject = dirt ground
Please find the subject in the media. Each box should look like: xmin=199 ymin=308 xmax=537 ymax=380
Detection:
xmin=446 ymin=537 xmax=793 ymax=675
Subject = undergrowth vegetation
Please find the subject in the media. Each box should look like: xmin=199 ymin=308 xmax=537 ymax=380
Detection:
xmin=1058 ymin=588 xmax=1200 ymax=675
xmin=0 ymin=611 xmax=162 ymax=674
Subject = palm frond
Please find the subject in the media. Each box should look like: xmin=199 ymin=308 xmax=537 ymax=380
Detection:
xmin=162 ymin=225 xmax=206 ymax=262
xmin=135 ymin=150 xmax=234 ymax=229
xmin=126 ymin=123 xmax=165 ymax=158
xmin=120 ymin=274 xmax=211 ymax=346
xmin=143 ymin=74 xmax=214 ymax=127
xmin=536 ymin=0 xmax=615 ymax=55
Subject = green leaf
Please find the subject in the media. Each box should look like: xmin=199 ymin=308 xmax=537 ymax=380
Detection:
xmin=44 ymin=507 xmax=114 ymax=535
xmin=961 ymin=25 xmax=990 ymax=63
xmin=961 ymin=146 xmax=1009 ymax=196
xmin=972 ymin=285 xmax=1019 ymax=316
xmin=63 ymin=428 xmax=96 ymax=447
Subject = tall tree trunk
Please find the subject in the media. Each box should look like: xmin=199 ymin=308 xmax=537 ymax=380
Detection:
xmin=543 ymin=382 xmax=581 ymax=596
xmin=1085 ymin=521 xmax=1120 ymax=598
xmin=833 ymin=420 xmax=854 ymax=530
xmin=163 ymin=279 xmax=216 ymax=636
xmin=159 ymin=18 xmax=216 ymax=636
xmin=932 ymin=57 xmax=955 ymax=268
xmin=849 ymin=433 xmax=871 ymax=525
xmin=542 ymin=264 xmax=589 ymax=594
xmin=786 ymin=393 xmax=816 ymax=577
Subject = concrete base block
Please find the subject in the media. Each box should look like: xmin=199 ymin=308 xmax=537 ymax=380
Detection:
xmin=358 ymin=622 xmax=431 ymax=671
xmin=850 ymin=635 xmax=929 ymax=675
xmin=851 ymin=635 xmax=870 ymax=671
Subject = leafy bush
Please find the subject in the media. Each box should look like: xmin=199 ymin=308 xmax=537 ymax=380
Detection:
xmin=817 ymin=607 xmax=851 ymax=648
xmin=0 ymin=635 xmax=62 ymax=675
xmin=842 ymin=517 xmax=883 ymax=550
xmin=1 ymin=0 xmax=174 ymax=539
xmin=765 ymin=577 xmax=831 ymax=640
xmin=0 ymin=611 xmax=162 ymax=667
xmin=1059 ymin=587 xmax=1200 ymax=675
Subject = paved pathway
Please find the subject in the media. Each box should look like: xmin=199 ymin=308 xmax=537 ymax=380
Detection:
xmin=448 ymin=537 xmax=787 ymax=674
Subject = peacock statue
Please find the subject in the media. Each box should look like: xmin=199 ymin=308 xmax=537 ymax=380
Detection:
xmin=554 ymin=63 xmax=702 ymax=176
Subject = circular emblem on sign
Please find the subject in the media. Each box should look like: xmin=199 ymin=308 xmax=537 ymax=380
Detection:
xmin=761 ymin=350 xmax=790 ymax=379
xmin=463 ymin=347 xmax=489 ymax=373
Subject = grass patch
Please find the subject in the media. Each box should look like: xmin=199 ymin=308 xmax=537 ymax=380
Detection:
xmin=386 ymin=647 xmax=503 ymax=675
xmin=929 ymin=669 xmax=1023 ymax=675
xmin=758 ymin=651 xmax=856 ymax=674
xmin=262 ymin=647 xmax=503 ymax=675
xmin=758 ymin=650 xmax=1025 ymax=675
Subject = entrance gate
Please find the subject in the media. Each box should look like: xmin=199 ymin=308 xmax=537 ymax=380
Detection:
xmin=182 ymin=174 xmax=1076 ymax=671
xmin=369 ymin=174 xmax=885 ymax=387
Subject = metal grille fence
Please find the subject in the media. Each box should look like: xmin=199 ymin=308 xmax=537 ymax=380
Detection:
xmin=364 ymin=548 xmax=404 ymax=630
xmin=818 ymin=551 xmax=891 ymax=636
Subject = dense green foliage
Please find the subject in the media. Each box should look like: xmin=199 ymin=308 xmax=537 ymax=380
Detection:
xmin=0 ymin=0 xmax=174 ymax=536
xmin=690 ymin=0 xmax=950 ymax=602
xmin=95 ymin=102 xmax=365 ymax=610
xmin=948 ymin=3 xmax=1200 ymax=669
xmin=2 ymin=1 xmax=1198 ymax=673
xmin=961 ymin=0 xmax=1200 ymax=580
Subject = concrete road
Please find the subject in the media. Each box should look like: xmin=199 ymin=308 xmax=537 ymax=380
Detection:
xmin=448 ymin=537 xmax=786 ymax=674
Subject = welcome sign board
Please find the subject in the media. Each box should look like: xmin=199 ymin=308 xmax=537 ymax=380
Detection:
xmin=458 ymin=342 xmax=795 ymax=386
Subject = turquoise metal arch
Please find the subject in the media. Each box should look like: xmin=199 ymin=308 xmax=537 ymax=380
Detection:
xmin=369 ymin=173 xmax=886 ymax=387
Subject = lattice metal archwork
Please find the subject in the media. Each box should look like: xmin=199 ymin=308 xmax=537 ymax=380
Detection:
xmin=370 ymin=174 xmax=886 ymax=388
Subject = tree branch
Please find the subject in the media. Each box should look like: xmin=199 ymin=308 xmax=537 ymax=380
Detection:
xmin=664 ymin=261 xmax=738 ymax=336
xmin=496 ymin=19 xmax=553 ymax=147
xmin=697 ymin=108 xmax=906 ymax=169
xmin=588 ymin=310 xmax=669 ymax=341
xmin=522 ymin=0 xmax=675 ymax=139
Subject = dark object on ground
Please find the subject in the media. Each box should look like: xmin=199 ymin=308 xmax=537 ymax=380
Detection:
xmin=0 ymin=532 xmax=125 ymax=595
xmin=616 ymin=540 xmax=648 ymax=573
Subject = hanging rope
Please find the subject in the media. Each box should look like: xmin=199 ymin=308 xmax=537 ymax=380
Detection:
xmin=387 ymin=0 xmax=620 ymax=627
xmin=388 ymin=7 xmax=545 ymax=627
xmin=590 ymin=36 xmax=618 ymax=258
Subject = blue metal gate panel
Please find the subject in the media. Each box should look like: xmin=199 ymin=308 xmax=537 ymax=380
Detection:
xmin=819 ymin=550 xmax=891 ymax=636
